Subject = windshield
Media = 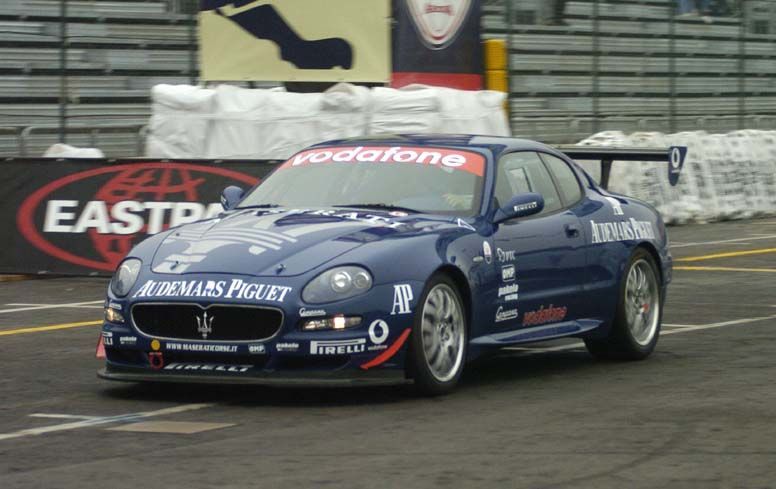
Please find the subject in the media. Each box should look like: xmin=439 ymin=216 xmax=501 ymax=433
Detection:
xmin=237 ymin=145 xmax=486 ymax=216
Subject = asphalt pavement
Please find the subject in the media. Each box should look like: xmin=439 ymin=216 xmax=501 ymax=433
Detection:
xmin=1 ymin=219 xmax=776 ymax=489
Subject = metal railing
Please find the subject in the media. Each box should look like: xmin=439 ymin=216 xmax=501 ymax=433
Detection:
xmin=0 ymin=0 xmax=198 ymax=147
xmin=0 ymin=123 xmax=147 ymax=157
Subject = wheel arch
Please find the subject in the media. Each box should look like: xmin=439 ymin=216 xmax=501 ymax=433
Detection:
xmin=635 ymin=241 xmax=664 ymax=285
xmin=433 ymin=264 xmax=473 ymax=333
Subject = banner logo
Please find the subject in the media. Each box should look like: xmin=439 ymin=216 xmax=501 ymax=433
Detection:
xmin=406 ymin=0 xmax=473 ymax=49
xmin=17 ymin=163 xmax=259 ymax=272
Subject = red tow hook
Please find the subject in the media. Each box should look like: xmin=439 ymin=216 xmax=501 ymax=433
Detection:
xmin=148 ymin=352 xmax=164 ymax=370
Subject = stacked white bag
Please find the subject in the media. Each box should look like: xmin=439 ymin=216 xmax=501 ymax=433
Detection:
xmin=576 ymin=130 xmax=776 ymax=224
xmin=146 ymin=83 xmax=510 ymax=160
xmin=146 ymin=84 xmax=216 ymax=158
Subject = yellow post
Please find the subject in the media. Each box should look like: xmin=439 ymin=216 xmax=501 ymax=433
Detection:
xmin=483 ymin=38 xmax=508 ymax=112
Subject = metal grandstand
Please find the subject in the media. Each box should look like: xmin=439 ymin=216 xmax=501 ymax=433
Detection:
xmin=0 ymin=0 xmax=775 ymax=155
xmin=485 ymin=0 xmax=776 ymax=142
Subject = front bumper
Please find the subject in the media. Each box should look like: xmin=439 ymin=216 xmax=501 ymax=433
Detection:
xmin=101 ymin=276 xmax=422 ymax=386
xmin=99 ymin=364 xmax=409 ymax=387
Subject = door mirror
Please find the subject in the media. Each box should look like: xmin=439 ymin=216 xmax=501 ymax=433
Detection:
xmin=493 ymin=193 xmax=544 ymax=223
xmin=220 ymin=185 xmax=244 ymax=210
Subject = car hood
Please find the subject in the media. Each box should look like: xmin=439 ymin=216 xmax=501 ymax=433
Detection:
xmin=150 ymin=208 xmax=455 ymax=277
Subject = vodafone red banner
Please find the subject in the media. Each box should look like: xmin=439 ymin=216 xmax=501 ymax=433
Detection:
xmin=2 ymin=159 xmax=276 ymax=275
xmin=282 ymin=146 xmax=485 ymax=176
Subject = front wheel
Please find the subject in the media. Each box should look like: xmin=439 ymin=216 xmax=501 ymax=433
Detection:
xmin=585 ymin=248 xmax=663 ymax=360
xmin=407 ymin=275 xmax=468 ymax=395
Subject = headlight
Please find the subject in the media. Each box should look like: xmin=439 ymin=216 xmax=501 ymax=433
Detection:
xmin=110 ymin=258 xmax=142 ymax=297
xmin=302 ymin=266 xmax=373 ymax=304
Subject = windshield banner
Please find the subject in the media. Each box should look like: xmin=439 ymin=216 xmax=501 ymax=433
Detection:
xmin=282 ymin=146 xmax=486 ymax=176
xmin=1 ymin=159 xmax=276 ymax=276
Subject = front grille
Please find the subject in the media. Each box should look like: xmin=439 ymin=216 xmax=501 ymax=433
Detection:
xmin=131 ymin=303 xmax=283 ymax=342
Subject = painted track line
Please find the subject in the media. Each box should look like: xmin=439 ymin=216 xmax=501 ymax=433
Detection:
xmin=0 ymin=320 xmax=102 ymax=336
xmin=0 ymin=300 xmax=103 ymax=314
xmin=675 ymin=266 xmax=776 ymax=273
xmin=670 ymin=234 xmax=776 ymax=249
xmin=676 ymin=247 xmax=776 ymax=262
xmin=0 ymin=404 xmax=213 ymax=442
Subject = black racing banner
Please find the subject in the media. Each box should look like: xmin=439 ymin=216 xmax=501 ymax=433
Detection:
xmin=1 ymin=159 xmax=278 ymax=276
xmin=392 ymin=0 xmax=482 ymax=89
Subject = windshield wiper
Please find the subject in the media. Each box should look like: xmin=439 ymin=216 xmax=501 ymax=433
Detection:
xmin=332 ymin=203 xmax=419 ymax=214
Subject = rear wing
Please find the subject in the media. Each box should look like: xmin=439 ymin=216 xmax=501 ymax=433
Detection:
xmin=556 ymin=146 xmax=688 ymax=190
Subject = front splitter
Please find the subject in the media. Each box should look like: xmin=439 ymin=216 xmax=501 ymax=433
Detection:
xmin=98 ymin=365 xmax=410 ymax=387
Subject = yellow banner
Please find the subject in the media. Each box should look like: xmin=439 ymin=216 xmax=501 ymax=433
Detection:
xmin=200 ymin=0 xmax=391 ymax=82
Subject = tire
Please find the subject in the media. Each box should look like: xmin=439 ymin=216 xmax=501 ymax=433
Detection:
xmin=407 ymin=274 xmax=468 ymax=395
xmin=585 ymin=248 xmax=663 ymax=361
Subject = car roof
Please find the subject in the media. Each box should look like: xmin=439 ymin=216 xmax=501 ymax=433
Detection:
xmin=312 ymin=134 xmax=562 ymax=159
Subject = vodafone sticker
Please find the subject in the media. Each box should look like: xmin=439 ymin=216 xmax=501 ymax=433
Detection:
xmin=283 ymin=146 xmax=485 ymax=176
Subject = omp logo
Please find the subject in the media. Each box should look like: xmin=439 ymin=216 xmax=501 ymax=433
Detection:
xmin=406 ymin=0 xmax=473 ymax=49
xmin=17 ymin=163 xmax=258 ymax=272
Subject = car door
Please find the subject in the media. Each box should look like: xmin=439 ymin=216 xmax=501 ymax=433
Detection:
xmin=490 ymin=151 xmax=588 ymax=331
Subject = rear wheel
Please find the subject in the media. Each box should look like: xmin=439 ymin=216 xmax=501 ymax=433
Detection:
xmin=585 ymin=248 xmax=662 ymax=360
xmin=407 ymin=275 xmax=467 ymax=395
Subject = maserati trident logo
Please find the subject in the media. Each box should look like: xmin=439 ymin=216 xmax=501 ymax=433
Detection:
xmin=196 ymin=311 xmax=214 ymax=340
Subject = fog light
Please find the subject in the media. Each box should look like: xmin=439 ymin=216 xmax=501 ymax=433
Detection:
xmin=333 ymin=315 xmax=346 ymax=330
xmin=301 ymin=315 xmax=361 ymax=331
xmin=104 ymin=307 xmax=124 ymax=323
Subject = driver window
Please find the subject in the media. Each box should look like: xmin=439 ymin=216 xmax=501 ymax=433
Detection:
xmin=495 ymin=152 xmax=562 ymax=215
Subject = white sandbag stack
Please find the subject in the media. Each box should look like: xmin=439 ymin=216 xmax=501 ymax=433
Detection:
xmin=368 ymin=85 xmax=442 ymax=134
xmin=207 ymin=85 xmax=322 ymax=159
xmin=43 ymin=143 xmax=105 ymax=159
xmin=435 ymin=87 xmax=510 ymax=136
xmin=146 ymin=83 xmax=511 ymax=160
xmin=146 ymin=84 xmax=216 ymax=158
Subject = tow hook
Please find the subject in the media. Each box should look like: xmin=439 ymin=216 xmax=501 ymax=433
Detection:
xmin=148 ymin=352 xmax=164 ymax=370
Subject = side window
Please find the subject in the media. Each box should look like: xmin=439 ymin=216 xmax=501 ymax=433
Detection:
xmin=541 ymin=154 xmax=583 ymax=204
xmin=494 ymin=152 xmax=562 ymax=215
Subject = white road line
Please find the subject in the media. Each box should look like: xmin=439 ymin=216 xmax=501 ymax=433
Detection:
xmin=502 ymin=314 xmax=776 ymax=354
xmin=0 ymin=403 xmax=213 ymax=442
xmin=670 ymin=234 xmax=776 ymax=249
xmin=29 ymin=414 xmax=100 ymax=420
xmin=661 ymin=314 xmax=776 ymax=334
xmin=0 ymin=300 xmax=104 ymax=314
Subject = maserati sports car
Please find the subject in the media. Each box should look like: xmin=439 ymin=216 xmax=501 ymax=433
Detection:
xmin=98 ymin=135 xmax=686 ymax=394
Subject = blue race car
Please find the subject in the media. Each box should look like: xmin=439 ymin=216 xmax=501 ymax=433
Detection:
xmin=99 ymin=135 xmax=686 ymax=395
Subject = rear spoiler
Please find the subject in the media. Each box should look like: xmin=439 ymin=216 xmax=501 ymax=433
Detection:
xmin=556 ymin=146 xmax=688 ymax=190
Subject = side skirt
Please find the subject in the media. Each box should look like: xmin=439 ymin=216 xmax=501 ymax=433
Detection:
xmin=469 ymin=319 xmax=602 ymax=347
